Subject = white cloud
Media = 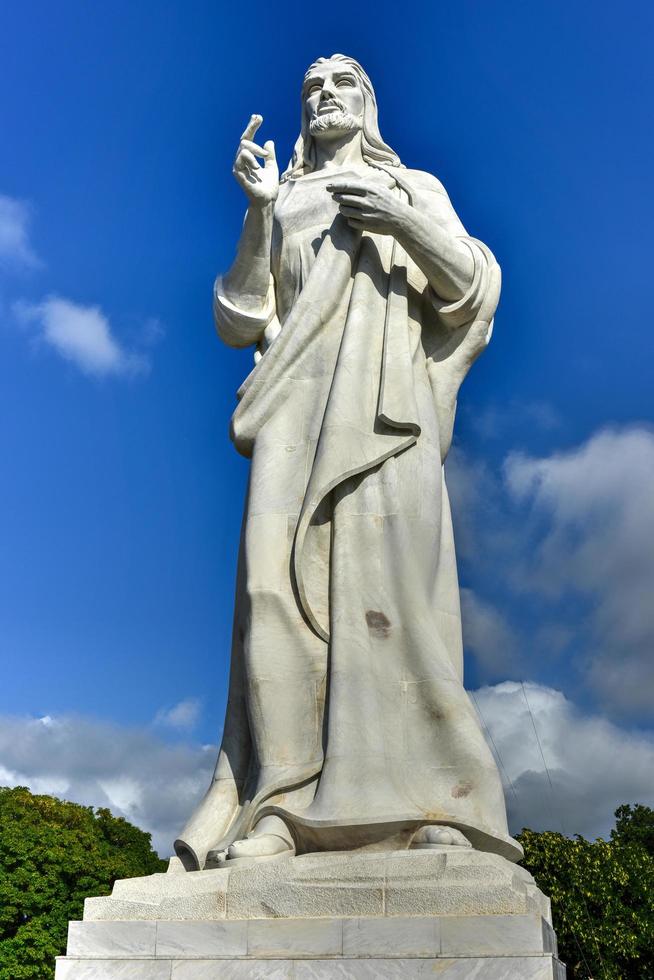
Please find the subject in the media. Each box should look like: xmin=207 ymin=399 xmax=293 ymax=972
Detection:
xmin=0 ymin=713 xmax=215 ymax=856
xmin=2 ymin=190 xmax=162 ymax=377
xmin=13 ymin=295 xmax=149 ymax=377
xmin=460 ymin=588 xmax=519 ymax=675
xmin=504 ymin=427 xmax=654 ymax=713
xmin=473 ymin=681 xmax=654 ymax=840
xmin=154 ymin=698 xmax=202 ymax=731
xmin=448 ymin=427 xmax=654 ymax=715
xmin=0 ymin=194 xmax=40 ymax=269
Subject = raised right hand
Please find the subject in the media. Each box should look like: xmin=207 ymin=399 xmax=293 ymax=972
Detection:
xmin=233 ymin=115 xmax=279 ymax=206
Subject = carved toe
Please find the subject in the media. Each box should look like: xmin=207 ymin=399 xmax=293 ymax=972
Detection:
xmin=410 ymin=825 xmax=472 ymax=849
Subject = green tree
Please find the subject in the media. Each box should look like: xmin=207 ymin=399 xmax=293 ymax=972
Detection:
xmin=519 ymin=804 xmax=654 ymax=980
xmin=0 ymin=786 xmax=166 ymax=980
xmin=612 ymin=804 xmax=654 ymax=856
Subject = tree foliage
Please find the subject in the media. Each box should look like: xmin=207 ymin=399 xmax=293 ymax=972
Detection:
xmin=0 ymin=786 xmax=166 ymax=980
xmin=612 ymin=803 xmax=654 ymax=855
xmin=519 ymin=804 xmax=654 ymax=979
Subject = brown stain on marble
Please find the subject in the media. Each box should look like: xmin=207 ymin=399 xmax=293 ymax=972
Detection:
xmin=365 ymin=610 xmax=391 ymax=638
xmin=451 ymin=780 xmax=473 ymax=799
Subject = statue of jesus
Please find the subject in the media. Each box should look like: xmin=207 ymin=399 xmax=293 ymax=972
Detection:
xmin=175 ymin=54 xmax=521 ymax=871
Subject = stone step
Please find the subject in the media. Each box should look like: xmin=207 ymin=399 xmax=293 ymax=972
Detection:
xmin=83 ymin=849 xmax=551 ymax=922
xmin=68 ymin=915 xmax=557 ymax=959
xmin=55 ymin=953 xmax=567 ymax=979
xmin=63 ymin=913 xmax=557 ymax=959
xmin=55 ymin=913 xmax=565 ymax=977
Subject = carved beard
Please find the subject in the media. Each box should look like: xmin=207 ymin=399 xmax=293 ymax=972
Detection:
xmin=309 ymin=109 xmax=359 ymax=136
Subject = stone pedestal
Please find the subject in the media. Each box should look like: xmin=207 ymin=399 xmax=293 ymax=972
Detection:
xmin=55 ymin=849 xmax=566 ymax=978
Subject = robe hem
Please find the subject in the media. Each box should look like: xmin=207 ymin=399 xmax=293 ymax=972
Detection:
xmin=261 ymin=804 xmax=523 ymax=864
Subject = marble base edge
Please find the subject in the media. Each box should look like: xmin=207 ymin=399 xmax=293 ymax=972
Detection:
xmin=64 ymin=913 xmax=557 ymax=960
xmin=55 ymin=954 xmax=566 ymax=979
xmin=84 ymin=849 xmax=552 ymax=923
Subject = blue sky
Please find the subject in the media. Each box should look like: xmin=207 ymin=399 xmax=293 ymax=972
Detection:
xmin=1 ymin=0 xmax=653 ymax=852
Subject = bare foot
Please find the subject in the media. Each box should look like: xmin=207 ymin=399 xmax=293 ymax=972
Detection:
xmin=205 ymin=847 xmax=228 ymax=867
xmin=410 ymin=825 xmax=472 ymax=849
xmin=227 ymin=833 xmax=293 ymax=860
xmin=214 ymin=815 xmax=295 ymax=866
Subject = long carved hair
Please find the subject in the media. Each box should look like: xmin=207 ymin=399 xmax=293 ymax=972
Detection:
xmin=280 ymin=54 xmax=402 ymax=182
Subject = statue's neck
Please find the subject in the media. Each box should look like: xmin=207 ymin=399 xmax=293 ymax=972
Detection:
xmin=313 ymin=130 xmax=366 ymax=173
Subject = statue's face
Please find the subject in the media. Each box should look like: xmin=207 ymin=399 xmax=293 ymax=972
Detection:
xmin=303 ymin=62 xmax=365 ymax=139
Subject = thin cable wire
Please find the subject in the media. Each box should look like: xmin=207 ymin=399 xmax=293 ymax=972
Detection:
xmin=470 ymin=690 xmax=519 ymax=804
xmin=520 ymin=681 xmax=560 ymax=831
xmin=472 ymin=682 xmax=596 ymax=978
xmin=473 ymin=686 xmax=595 ymax=977
xmin=520 ymin=681 xmax=606 ymax=980
xmin=561 ymin=911 xmax=598 ymax=980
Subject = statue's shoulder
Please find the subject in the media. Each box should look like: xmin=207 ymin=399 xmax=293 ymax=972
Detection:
xmin=396 ymin=168 xmax=449 ymax=197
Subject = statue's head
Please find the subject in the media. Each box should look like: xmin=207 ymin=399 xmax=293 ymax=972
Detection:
xmin=281 ymin=54 xmax=401 ymax=181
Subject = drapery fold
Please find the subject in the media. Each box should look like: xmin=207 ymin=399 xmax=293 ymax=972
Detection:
xmin=176 ymin=169 xmax=516 ymax=872
xmin=293 ymin=229 xmax=421 ymax=642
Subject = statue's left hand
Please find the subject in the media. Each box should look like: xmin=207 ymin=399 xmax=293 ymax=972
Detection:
xmin=327 ymin=179 xmax=411 ymax=236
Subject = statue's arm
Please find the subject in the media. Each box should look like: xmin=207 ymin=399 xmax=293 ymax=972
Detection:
xmin=328 ymin=174 xmax=489 ymax=303
xmin=214 ymin=115 xmax=279 ymax=348
xmin=221 ymin=202 xmax=274 ymax=316
xmin=214 ymin=203 xmax=276 ymax=348
xmin=393 ymin=203 xmax=474 ymax=303
xmin=405 ymin=182 xmax=500 ymax=333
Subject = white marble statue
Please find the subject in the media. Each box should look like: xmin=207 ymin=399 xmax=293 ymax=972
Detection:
xmin=175 ymin=53 xmax=521 ymax=872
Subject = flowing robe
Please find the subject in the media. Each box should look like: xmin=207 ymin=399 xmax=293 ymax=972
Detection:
xmin=176 ymin=166 xmax=522 ymax=870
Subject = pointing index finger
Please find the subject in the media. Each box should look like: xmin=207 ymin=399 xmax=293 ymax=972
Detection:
xmin=241 ymin=114 xmax=263 ymax=141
